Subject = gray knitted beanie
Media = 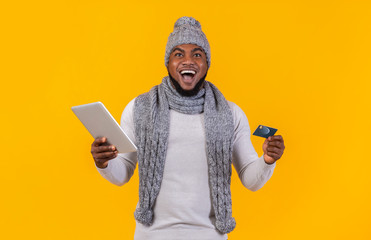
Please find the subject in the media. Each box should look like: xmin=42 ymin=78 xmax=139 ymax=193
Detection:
xmin=165 ymin=16 xmax=211 ymax=68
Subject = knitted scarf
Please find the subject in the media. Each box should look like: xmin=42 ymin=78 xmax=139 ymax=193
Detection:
xmin=133 ymin=76 xmax=236 ymax=234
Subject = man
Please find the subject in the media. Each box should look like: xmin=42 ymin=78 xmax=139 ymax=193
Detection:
xmin=90 ymin=16 xmax=285 ymax=240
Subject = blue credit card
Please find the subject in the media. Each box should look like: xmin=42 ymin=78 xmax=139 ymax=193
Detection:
xmin=253 ymin=125 xmax=277 ymax=138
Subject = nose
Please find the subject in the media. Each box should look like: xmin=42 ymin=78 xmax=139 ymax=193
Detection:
xmin=182 ymin=54 xmax=194 ymax=66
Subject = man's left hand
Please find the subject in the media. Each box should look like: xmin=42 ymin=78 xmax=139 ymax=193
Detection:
xmin=263 ymin=135 xmax=285 ymax=164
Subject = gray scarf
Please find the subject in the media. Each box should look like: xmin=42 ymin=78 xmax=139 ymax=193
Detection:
xmin=133 ymin=76 xmax=236 ymax=234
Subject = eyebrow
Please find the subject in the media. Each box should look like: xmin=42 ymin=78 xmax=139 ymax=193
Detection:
xmin=191 ymin=47 xmax=204 ymax=53
xmin=171 ymin=47 xmax=204 ymax=54
xmin=172 ymin=47 xmax=185 ymax=53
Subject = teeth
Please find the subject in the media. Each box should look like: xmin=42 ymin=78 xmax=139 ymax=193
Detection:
xmin=180 ymin=70 xmax=196 ymax=75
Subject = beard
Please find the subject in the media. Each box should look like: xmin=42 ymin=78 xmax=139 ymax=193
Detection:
xmin=168 ymin=71 xmax=208 ymax=97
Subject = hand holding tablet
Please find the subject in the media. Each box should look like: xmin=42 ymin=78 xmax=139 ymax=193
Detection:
xmin=72 ymin=102 xmax=137 ymax=168
xmin=90 ymin=136 xmax=118 ymax=169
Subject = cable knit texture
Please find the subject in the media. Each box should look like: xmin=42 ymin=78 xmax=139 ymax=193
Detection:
xmin=133 ymin=76 xmax=236 ymax=234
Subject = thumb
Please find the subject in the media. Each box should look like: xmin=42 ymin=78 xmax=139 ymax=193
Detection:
xmin=262 ymin=138 xmax=268 ymax=152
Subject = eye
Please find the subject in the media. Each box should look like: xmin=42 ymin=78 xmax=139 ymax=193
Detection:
xmin=194 ymin=53 xmax=202 ymax=57
xmin=174 ymin=52 xmax=183 ymax=57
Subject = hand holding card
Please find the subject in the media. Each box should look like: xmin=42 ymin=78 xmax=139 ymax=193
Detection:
xmin=253 ymin=125 xmax=285 ymax=164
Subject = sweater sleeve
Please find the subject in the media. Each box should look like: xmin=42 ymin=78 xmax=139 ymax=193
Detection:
xmin=95 ymin=99 xmax=138 ymax=186
xmin=228 ymin=101 xmax=276 ymax=192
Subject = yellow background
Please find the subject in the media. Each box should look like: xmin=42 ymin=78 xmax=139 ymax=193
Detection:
xmin=1 ymin=0 xmax=370 ymax=239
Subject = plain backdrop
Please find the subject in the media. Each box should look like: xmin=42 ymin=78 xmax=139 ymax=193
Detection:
xmin=1 ymin=0 xmax=370 ymax=239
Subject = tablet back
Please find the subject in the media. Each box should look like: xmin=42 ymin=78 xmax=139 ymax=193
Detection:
xmin=71 ymin=102 xmax=137 ymax=153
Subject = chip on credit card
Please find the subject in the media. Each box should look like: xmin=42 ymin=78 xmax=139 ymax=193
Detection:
xmin=253 ymin=125 xmax=277 ymax=138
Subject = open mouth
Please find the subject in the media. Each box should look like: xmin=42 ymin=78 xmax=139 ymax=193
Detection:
xmin=180 ymin=70 xmax=196 ymax=82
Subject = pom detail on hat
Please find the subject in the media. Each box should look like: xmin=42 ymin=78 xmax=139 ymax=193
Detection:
xmin=174 ymin=16 xmax=202 ymax=29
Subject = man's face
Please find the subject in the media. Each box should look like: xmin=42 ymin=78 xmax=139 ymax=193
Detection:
xmin=167 ymin=44 xmax=208 ymax=92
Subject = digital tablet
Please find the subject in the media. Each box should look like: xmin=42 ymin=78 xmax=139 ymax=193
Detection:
xmin=71 ymin=102 xmax=137 ymax=153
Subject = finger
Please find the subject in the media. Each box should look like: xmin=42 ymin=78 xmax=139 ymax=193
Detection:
xmin=92 ymin=137 xmax=107 ymax=147
xmin=94 ymin=145 xmax=116 ymax=153
xmin=266 ymin=151 xmax=281 ymax=160
xmin=94 ymin=151 xmax=118 ymax=160
xmin=95 ymin=154 xmax=117 ymax=162
xmin=95 ymin=157 xmax=113 ymax=166
xmin=271 ymin=135 xmax=283 ymax=141
xmin=268 ymin=141 xmax=285 ymax=150
xmin=268 ymin=140 xmax=281 ymax=147
xmin=267 ymin=146 xmax=281 ymax=153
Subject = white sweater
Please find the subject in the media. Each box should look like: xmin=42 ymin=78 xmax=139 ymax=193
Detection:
xmin=97 ymin=99 xmax=276 ymax=240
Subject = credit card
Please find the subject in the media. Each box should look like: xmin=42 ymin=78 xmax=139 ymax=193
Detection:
xmin=253 ymin=125 xmax=277 ymax=138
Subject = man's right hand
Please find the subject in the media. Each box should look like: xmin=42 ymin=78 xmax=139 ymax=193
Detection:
xmin=91 ymin=137 xmax=118 ymax=169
